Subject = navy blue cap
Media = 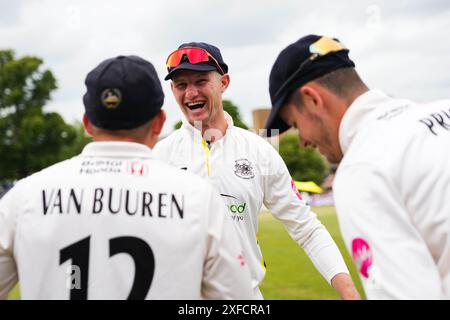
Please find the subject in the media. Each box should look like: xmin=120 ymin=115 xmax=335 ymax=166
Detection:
xmin=265 ymin=35 xmax=355 ymax=136
xmin=83 ymin=55 xmax=164 ymax=130
xmin=164 ymin=42 xmax=229 ymax=80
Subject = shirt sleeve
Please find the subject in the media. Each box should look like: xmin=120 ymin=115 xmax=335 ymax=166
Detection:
xmin=262 ymin=147 xmax=349 ymax=284
xmin=0 ymin=188 xmax=19 ymax=300
xmin=201 ymin=186 xmax=255 ymax=300
xmin=334 ymin=163 xmax=442 ymax=299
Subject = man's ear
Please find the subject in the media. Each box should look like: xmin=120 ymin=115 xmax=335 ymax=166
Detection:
xmin=147 ymin=110 xmax=166 ymax=149
xmin=300 ymin=84 xmax=324 ymax=111
xmin=220 ymin=74 xmax=230 ymax=93
xmin=152 ymin=110 xmax=166 ymax=136
xmin=82 ymin=114 xmax=93 ymax=136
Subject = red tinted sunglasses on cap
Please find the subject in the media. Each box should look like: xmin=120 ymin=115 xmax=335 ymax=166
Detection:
xmin=166 ymin=47 xmax=225 ymax=75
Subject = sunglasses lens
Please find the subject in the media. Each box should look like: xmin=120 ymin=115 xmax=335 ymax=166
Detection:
xmin=166 ymin=48 xmax=210 ymax=68
xmin=166 ymin=51 xmax=183 ymax=68
xmin=183 ymin=48 xmax=210 ymax=64
xmin=309 ymin=37 xmax=346 ymax=55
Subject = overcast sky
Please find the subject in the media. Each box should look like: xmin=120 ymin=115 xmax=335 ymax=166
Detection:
xmin=1 ymin=0 xmax=450 ymax=135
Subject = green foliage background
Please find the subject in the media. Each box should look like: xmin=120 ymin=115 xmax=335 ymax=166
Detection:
xmin=279 ymin=134 xmax=329 ymax=185
xmin=0 ymin=50 xmax=91 ymax=181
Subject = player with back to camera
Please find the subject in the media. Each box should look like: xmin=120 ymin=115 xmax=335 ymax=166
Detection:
xmin=0 ymin=55 xmax=254 ymax=300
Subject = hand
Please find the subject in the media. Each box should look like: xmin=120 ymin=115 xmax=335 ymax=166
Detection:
xmin=331 ymin=273 xmax=361 ymax=300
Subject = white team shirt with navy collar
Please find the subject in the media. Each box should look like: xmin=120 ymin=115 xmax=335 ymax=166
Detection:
xmin=334 ymin=89 xmax=450 ymax=299
xmin=153 ymin=112 xmax=350 ymax=290
xmin=0 ymin=141 xmax=254 ymax=299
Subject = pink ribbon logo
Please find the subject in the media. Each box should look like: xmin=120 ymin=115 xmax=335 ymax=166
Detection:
xmin=291 ymin=180 xmax=303 ymax=200
xmin=352 ymin=238 xmax=373 ymax=279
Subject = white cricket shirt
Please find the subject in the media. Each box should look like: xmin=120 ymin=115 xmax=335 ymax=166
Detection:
xmin=0 ymin=142 xmax=254 ymax=300
xmin=334 ymin=89 xmax=450 ymax=299
xmin=153 ymin=113 xmax=350 ymax=291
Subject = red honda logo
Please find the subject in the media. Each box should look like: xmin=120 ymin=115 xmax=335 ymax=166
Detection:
xmin=127 ymin=161 xmax=148 ymax=177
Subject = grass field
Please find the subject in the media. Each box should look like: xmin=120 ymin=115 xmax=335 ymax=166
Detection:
xmin=7 ymin=284 xmax=19 ymax=300
xmin=258 ymin=206 xmax=365 ymax=299
xmin=7 ymin=205 xmax=364 ymax=300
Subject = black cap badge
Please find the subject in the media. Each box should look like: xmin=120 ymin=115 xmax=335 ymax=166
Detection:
xmin=101 ymin=88 xmax=122 ymax=109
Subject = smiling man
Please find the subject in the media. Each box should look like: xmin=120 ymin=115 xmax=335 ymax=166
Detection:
xmin=153 ymin=42 xmax=360 ymax=299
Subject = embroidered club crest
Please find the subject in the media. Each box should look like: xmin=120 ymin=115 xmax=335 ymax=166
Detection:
xmin=101 ymin=88 xmax=122 ymax=109
xmin=234 ymin=159 xmax=255 ymax=179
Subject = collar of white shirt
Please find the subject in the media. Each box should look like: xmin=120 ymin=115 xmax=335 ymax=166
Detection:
xmin=338 ymin=89 xmax=391 ymax=155
xmin=80 ymin=141 xmax=153 ymax=159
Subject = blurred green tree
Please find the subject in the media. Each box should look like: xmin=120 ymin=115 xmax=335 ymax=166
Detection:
xmin=59 ymin=121 xmax=92 ymax=160
xmin=173 ymin=119 xmax=182 ymax=130
xmin=278 ymin=134 xmax=329 ymax=185
xmin=222 ymin=100 xmax=248 ymax=129
xmin=0 ymin=50 xmax=90 ymax=180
